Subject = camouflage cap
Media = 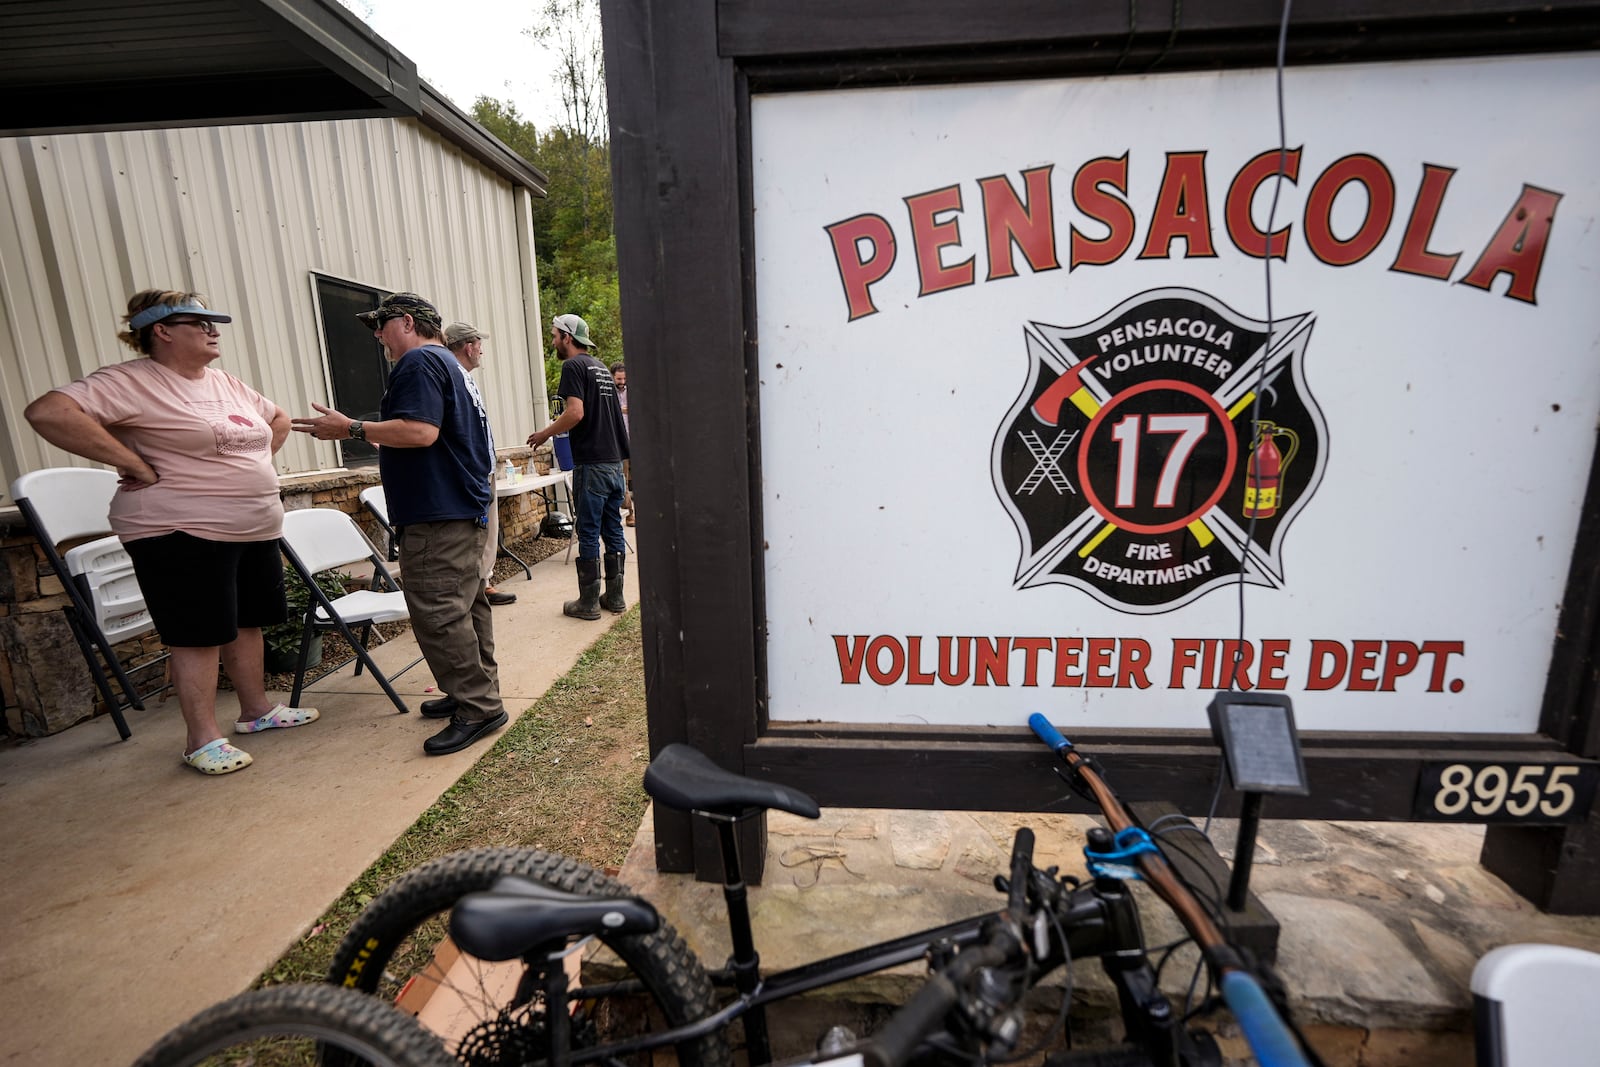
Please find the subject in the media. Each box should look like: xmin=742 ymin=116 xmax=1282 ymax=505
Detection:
xmin=356 ymin=292 xmax=442 ymax=330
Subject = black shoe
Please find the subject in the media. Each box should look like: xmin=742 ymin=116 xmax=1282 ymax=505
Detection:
xmin=420 ymin=695 xmax=458 ymax=719
xmin=423 ymin=711 xmax=508 ymax=755
xmin=486 ymin=590 xmax=517 ymax=606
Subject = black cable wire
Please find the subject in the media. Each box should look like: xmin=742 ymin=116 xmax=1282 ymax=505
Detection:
xmin=1152 ymin=934 xmax=1197 ymax=988
xmin=1145 ymin=0 xmax=1184 ymax=72
xmin=991 ymin=900 xmax=1076 ymax=1063
xmin=1217 ymin=28 xmax=1335 ymax=1062
xmin=1180 ymin=949 xmax=1211 ymax=1020
xmin=1145 ymin=811 xmax=1210 ymax=841
xmin=1148 ymin=824 xmax=1235 ymax=944
xmin=1202 ymin=751 xmax=1226 ymax=838
xmin=1209 ymin=0 xmax=1297 ymax=951
xmin=1229 ymin=0 xmax=1294 ymax=690
xmin=1112 ymin=0 xmax=1138 ymax=74
xmin=1131 ymin=807 xmax=1233 ymax=936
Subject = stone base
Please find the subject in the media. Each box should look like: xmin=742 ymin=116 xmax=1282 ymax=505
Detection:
xmin=613 ymin=804 xmax=1600 ymax=1066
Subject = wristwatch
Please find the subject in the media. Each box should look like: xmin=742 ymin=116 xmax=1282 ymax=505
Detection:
xmin=348 ymin=420 xmax=366 ymax=442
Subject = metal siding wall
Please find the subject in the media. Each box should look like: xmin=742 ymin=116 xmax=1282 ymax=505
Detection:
xmin=0 ymin=116 xmax=540 ymax=504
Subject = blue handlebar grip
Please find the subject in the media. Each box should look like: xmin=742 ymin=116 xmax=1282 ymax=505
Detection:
xmin=1220 ymin=972 xmax=1310 ymax=1067
xmin=1028 ymin=713 xmax=1072 ymax=754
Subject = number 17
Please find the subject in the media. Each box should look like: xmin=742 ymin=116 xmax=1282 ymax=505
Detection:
xmin=1109 ymin=413 xmax=1210 ymax=508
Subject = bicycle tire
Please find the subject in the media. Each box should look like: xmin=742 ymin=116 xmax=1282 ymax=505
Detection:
xmin=327 ymin=847 xmax=731 ymax=1067
xmin=131 ymin=982 xmax=456 ymax=1067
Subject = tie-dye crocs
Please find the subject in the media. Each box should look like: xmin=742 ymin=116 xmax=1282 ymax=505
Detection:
xmin=184 ymin=738 xmax=253 ymax=775
xmin=234 ymin=704 xmax=320 ymax=734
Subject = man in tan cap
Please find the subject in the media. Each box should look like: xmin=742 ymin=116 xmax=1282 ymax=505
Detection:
xmin=444 ymin=321 xmax=515 ymax=607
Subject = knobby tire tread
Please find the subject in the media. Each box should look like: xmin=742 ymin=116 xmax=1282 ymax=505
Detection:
xmin=327 ymin=846 xmax=731 ymax=1067
xmin=131 ymin=982 xmax=456 ymax=1067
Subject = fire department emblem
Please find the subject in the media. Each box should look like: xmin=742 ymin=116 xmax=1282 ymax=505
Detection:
xmin=993 ymin=287 xmax=1326 ymax=614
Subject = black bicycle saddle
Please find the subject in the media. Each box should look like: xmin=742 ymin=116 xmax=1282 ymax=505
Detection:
xmin=643 ymin=743 xmax=821 ymax=819
xmin=449 ymin=875 xmax=660 ymax=961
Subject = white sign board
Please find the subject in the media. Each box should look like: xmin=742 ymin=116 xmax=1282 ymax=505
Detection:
xmin=752 ymin=53 xmax=1600 ymax=733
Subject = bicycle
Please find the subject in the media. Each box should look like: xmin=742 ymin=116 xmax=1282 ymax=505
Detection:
xmin=324 ymin=713 xmax=1320 ymax=1067
xmin=131 ymin=982 xmax=457 ymax=1066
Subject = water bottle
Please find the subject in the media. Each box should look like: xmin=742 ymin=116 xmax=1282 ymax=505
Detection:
xmin=502 ymin=459 xmax=517 ymax=484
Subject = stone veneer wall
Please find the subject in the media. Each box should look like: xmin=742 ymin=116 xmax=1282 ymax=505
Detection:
xmin=0 ymin=449 xmax=554 ymax=738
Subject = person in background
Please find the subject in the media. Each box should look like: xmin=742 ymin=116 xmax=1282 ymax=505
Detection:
xmin=23 ymin=288 xmax=315 ymax=776
xmin=292 ymin=292 xmax=507 ymax=756
xmin=444 ymin=321 xmax=515 ymax=607
xmin=609 ymin=360 xmax=634 ymax=528
xmin=527 ymin=314 xmax=629 ymax=619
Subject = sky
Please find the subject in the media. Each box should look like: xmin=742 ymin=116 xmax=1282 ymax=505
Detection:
xmin=346 ymin=0 xmax=572 ymax=135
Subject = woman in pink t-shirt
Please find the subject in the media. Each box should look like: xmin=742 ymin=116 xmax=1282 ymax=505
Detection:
xmin=23 ymin=288 xmax=316 ymax=776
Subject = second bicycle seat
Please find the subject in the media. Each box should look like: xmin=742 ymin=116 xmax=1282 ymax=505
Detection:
xmin=450 ymin=875 xmax=660 ymax=961
xmin=644 ymin=743 xmax=820 ymax=820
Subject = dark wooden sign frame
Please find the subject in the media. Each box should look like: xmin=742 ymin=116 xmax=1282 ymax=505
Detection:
xmin=600 ymin=0 xmax=1600 ymax=912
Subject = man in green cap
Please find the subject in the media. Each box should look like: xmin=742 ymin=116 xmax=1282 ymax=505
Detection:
xmin=527 ymin=314 xmax=630 ymax=619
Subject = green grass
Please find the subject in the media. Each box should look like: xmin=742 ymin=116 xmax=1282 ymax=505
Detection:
xmin=261 ymin=607 xmax=650 ymax=986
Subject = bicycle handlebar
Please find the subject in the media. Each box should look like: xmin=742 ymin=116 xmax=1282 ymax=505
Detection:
xmin=1007 ymin=827 xmax=1035 ymax=916
xmin=1029 ymin=713 xmax=1072 ymax=755
xmin=861 ymin=935 xmax=1012 ymax=1067
xmin=1220 ymin=972 xmax=1309 ymax=1067
xmin=1028 ymin=713 xmax=1312 ymax=1067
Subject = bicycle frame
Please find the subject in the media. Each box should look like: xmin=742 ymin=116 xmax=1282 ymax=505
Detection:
xmin=449 ymin=727 xmax=1308 ymax=1067
xmin=520 ymin=837 xmax=1178 ymax=1067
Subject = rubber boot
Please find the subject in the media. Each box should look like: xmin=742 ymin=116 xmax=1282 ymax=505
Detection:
xmin=564 ymin=557 xmax=602 ymax=620
xmin=601 ymin=552 xmax=626 ymax=614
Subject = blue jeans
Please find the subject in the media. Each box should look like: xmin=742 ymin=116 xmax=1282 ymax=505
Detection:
xmin=573 ymin=462 xmax=628 ymax=560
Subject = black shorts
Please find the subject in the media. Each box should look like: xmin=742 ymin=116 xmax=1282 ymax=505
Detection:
xmin=122 ymin=532 xmax=287 ymax=647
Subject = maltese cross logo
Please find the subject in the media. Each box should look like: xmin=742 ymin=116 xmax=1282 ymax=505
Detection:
xmin=992 ymin=287 xmax=1327 ymax=614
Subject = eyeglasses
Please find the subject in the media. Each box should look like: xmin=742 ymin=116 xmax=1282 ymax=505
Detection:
xmin=164 ymin=318 xmax=221 ymax=335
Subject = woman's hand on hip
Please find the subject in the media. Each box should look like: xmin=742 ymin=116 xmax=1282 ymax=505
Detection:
xmin=116 ymin=458 xmax=158 ymax=490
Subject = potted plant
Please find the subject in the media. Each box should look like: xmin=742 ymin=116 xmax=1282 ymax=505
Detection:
xmin=263 ymin=566 xmax=351 ymax=673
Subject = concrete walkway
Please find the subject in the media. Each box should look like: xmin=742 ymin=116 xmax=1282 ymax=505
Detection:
xmin=0 ymin=547 xmax=636 ymax=1067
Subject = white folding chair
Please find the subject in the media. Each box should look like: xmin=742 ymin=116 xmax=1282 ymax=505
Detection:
xmin=1473 ymin=943 xmax=1600 ymax=1066
xmin=9 ymin=467 xmax=168 ymax=739
xmin=358 ymin=484 xmax=398 ymax=562
xmin=279 ymin=508 xmax=418 ymax=714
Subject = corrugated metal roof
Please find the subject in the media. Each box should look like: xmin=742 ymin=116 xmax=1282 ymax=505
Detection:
xmin=0 ymin=0 xmax=419 ymax=133
xmin=0 ymin=0 xmax=547 ymax=192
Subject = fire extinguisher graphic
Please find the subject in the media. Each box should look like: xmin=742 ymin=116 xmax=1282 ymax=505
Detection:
xmin=1243 ymin=421 xmax=1299 ymax=519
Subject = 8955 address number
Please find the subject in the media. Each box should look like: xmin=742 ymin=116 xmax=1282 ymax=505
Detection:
xmin=1413 ymin=761 xmax=1599 ymax=824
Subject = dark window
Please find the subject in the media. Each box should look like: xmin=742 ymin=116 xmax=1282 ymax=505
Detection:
xmin=315 ymin=276 xmax=390 ymax=468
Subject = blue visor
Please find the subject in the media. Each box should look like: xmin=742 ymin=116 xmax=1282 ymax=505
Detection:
xmin=129 ymin=300 xmax=233 ymax=329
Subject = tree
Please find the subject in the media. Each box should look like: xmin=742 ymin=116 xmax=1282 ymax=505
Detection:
xmin=526 ymin=0 xmax=607 ymax=145
xmin=526 ymin=0 xmax=608 ymax=262
xmin=473 ymin=90 xmax=619 ymax=406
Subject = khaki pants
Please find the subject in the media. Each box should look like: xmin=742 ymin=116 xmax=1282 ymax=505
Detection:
xmin=481 ymin=500 xmax=499 ymax=582
xmin=398 ymin=519 xmax=503 ymax=723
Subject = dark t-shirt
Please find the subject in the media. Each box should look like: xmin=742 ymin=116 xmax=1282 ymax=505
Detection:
xmin=379 ymin=344 xmax=493 ymax=526
xmin=557 ymin=352 xmax=630 ymax=464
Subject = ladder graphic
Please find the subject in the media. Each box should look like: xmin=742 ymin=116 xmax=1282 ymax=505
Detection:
xmin=1017 ymin=430 xmax=1077 ymax=495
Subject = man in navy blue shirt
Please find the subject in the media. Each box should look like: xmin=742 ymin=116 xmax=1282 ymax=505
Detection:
xmin=527 ymin=314 xmax=629 ymax=619
xmin=293 ymin=292 xmax=507 ymax=755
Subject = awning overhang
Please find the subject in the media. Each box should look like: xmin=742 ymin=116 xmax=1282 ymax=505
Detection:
xmin=1 ymin=0 xmax=547 ymax=192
